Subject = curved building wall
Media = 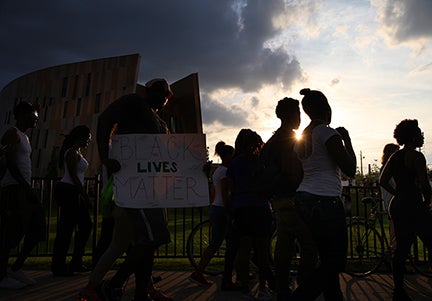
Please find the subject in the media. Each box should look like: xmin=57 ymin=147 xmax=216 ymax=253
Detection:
xmin=0 ymin=54 xmax=141 ymax=177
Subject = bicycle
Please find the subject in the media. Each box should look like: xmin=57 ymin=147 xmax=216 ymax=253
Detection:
xmin=186 ymin=213 xmax=296 ymax=277
xmin=345 ymin=196 xmax=432 ymax=277
xmin=186 ymin=219 xmax=227 ymax=276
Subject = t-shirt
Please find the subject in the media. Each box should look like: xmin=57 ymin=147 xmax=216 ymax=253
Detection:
xmin=226 ymin=154 xmax=269 ymax=209
xmin=212 ymin=165 xmax=227 ymax=207
xmin=260 ymin=127 xmax=303 ymax=198
xmin=295 ymin=124 xmax=341 ymax=197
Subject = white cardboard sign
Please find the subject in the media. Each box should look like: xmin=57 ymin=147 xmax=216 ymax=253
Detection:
xmin=111 ymin=134 xmax=209 ymax=208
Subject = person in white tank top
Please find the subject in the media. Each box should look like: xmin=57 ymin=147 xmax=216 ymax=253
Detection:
xmin=0 ymin=101 xmax=45 ymax=289
xmin=51 ymin=125 xmax=93 ymax=276
xmin=292 ymin=89 xmax=356 ymax=301
xmin=189 ymin=141 xmax=238 ymax=289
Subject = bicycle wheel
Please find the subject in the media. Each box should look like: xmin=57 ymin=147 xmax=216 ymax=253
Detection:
xmin=409 ymin=245 xmax=432 ymax=278
xmin=346 ymin=221 xmax=385 ymax=277
xmin=186 ymin=220 xmax=225 ymax=276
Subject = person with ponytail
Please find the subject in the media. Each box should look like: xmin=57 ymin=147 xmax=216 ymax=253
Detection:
xmin=189 ymin=141 xmax=239 ymax=290
xmin=291 ymin=89 xmax=356 ymax=301
xmin=226 ymin=129 xmax=274 ymax=301
xmin=51 ymin=125 xmax=93 ymax=276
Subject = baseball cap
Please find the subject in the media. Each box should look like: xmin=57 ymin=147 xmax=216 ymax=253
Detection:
xmin=145 ymin=78 xmax=173 ymax=100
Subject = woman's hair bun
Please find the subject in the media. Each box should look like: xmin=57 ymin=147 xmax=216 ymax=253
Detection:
xmin=299 ymin=88 xmax=311 ymax=96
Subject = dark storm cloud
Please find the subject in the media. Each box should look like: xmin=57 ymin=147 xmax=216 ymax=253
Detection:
xmin=201 ymin=94 xmax=248 ymax=127
xmin=0 ymin=0 xmax=303 ymax=93
xmin=379 ymin=0 xmax=432 ymax=42
xmin=250 ymin=96 xmax=259 ymax=108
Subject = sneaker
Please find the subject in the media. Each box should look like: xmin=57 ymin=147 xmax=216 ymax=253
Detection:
xmin=257 ymin=288 xmax=273 ymax=301
xmin=100 ymin=280 xmax=123 ymax=301
xmin=149 ymin=288 xmax=174 ymax=301
xmin=76 ymin=284 xmax=102 ymax=301
xmin=7 ymin=268 xmax=36 ymax=285
xmin=0 ymin=276 xmax=27 ymax=289
xmin=242 ymin=290 xmax=257 ymax=301
xmin=188 ymin=271 xmax=212 ymax=287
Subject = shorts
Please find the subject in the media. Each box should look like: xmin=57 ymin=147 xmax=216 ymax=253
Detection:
xmin=125 ymin=208 xmax=171 ymax=248
xmin=0 ymin=185 xmax=46 ymax=248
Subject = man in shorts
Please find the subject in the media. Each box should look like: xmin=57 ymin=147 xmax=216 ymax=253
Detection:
xmin=96 ymin=79 xmax=173 ymax=301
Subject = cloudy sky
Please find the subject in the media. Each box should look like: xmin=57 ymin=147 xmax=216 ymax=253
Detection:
xmin=1 ymin=0 xmax=431 ymax=173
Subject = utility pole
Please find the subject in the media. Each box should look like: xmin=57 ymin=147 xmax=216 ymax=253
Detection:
xmin=360 ymin=150 xmax=364 ymax=176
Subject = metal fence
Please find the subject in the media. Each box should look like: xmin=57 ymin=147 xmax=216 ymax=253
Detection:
xmin=7 ymin=176 xmax=427 ymax=261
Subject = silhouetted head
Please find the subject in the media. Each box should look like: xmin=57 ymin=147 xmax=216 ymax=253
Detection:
xmin=234 ymin=129 xmax=263 ymax=158
xmin=145 ymin=78 xmax=173 ymax=110
xmin=13 ymin=101 xmax=39 ymax=129
xmin=215 ymin=141 xmax=235 ymax=165
xmin=300 ymin=88 xmax=331 ymax=123
xmin=275 ymin=97 xmax=300 ymax=130
xmin=393 ymin=119 xmax=424 ymax=148
xmin=68 ymin=125 xmax=92 ymax=148
xmin=381 ymin=143 xmax=399 ymax=165
xmin=59 ymin=125 xmax=91 ymax=168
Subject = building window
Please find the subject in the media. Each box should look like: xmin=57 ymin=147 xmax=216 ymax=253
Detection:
xmin=85 ymin=73 xmax=92 ymax=96
xmin=63 ymin=101 xmax=68 ymax=118
xmin=72 ymin=75 xmax=79 ymax=99
xmin=34 ymin=129 xmax=40 ymax=148
xmin=44 ymin=129 xmax=49 ymax=148
xmin=36 ymin=149 xmax=42 ymax=169
xmin=76 ymin=98 xmax=82 ymax=116
xmin=61 ymin=77 xmax=68 ymax=97
xmin=94 ymin=93 xmax=101 ymax=113
xmin=43 ymin=106 xmax=48 ymax=122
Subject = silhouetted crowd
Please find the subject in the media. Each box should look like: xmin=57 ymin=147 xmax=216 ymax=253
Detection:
xmin=1 ymin=79 xmax=430 ymax=301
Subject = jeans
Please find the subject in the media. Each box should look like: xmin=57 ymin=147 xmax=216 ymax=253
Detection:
xmin=208 ymin=205 xmax=229 ymax=252
xmin=292 ymin=192 xmax=347 ymax=301
xmin=390 ymin=196 xmax=432 ymax=290
xmin=51 ymin=182 xmax=92 ymax=273
xmin=272 ymin=196 xmax=317 ymax=293
xmin=234 ymin=206 xmax=273 ymax=289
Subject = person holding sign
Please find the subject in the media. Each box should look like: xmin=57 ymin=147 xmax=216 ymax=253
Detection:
xmin=96 ymin=79 xmax=173 ymax=301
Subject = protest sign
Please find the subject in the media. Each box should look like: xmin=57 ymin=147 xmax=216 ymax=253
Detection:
xmin=111 ymin=134 xmax=209 ymax=208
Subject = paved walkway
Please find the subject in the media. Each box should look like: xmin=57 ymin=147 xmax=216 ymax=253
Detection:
xmin=1 ymin=270 xmax=431 ymax=301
